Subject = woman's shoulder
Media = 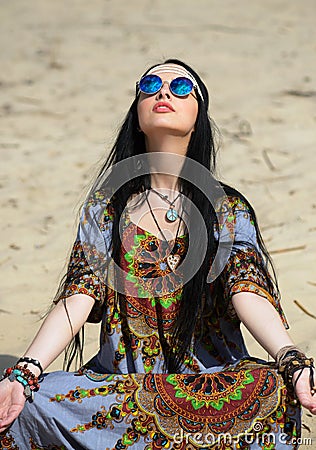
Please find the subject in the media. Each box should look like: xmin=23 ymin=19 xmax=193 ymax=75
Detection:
xmin=212 ymin=185 xmax=258 ymax=242
xmin=84 ymin=189 xmax=114 ymax=220
xmin=215 ymin=184 xmax=254 ymax=216
xmin=85 ymin=189 xmax=112 ymax=207
xmin=215 ymin=195 xmax=250 ymax=215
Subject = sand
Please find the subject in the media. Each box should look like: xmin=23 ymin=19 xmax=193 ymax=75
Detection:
xmin=0 ymin=0 xmax=315 ymax=444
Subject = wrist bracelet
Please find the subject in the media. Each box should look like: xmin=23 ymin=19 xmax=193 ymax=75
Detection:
xmin=1 ymin=364 xmax=41 ymax=402
xmin=17 ymin=356 xmax=43 ymax=376
xmin=275 ymin=345 xmax=315 ymax=400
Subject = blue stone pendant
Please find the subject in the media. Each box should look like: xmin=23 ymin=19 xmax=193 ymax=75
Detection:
xmin=166 ymin=208 xmax=178 ymax=222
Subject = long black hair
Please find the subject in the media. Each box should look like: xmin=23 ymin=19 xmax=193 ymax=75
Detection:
xmin=57 ymin=58 xmax=280 ymax=371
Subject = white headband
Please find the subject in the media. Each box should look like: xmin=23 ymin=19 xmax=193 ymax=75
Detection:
xmin=145 ymin=64 xmax=205 ymax=102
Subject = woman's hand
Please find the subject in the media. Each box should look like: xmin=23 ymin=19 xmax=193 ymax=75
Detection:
xmin=0 ymin=294 xmax=95 ymax=435
xmin=0 ymin=378 xmax=26 ymax=433
xmin=293 ymin=368 xmax=316 ymax=414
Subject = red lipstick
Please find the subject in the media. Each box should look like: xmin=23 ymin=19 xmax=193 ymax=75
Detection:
xmin=153 ymin=101 xmax=175 ymax=112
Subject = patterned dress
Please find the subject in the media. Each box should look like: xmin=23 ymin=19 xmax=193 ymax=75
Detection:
xmin=0 ymin=193 xmax=301 ymax=450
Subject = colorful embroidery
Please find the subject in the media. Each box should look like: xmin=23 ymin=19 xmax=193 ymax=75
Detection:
xmin=124 ymin=228 xmax=187 ymax=300
xmin=165 ymin=370 xmax=255 ymax=411
xmin=29 ymin=438 xmax=66 ymax=450
xmin=221 ymin=247 xmax=288 ymax=327
xmin=136 ymin=363 xmax=285 ymax=445
xmin=57 ymin=241 xmax=103 ymax=302
xmin=216 ymin=196 xmax=253 ymax=240
xmin=50 ymin=374 xmax=138 ymax=403
xmin=0 ymin=433 xmax=18 ymax=450
xmin=142 ymin=335 xmax=162 ymax=373
xmin=49 ymin=367 xmax=293 ymax=449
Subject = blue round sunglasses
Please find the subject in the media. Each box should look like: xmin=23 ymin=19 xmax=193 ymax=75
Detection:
xmin=137 ymin=74 xmax=198 ymax=98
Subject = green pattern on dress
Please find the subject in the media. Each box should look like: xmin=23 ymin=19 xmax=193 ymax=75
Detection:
xmin=166 ymin=370 xmax=255 ymax=411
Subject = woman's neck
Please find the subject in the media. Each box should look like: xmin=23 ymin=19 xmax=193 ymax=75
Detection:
xmin=144 ymin=133 xmax=190 ymax=157
xmin=150 ymin=174 xmax=179 ymax=192
xmin=144 ymin=135 xmax=189 ymax=191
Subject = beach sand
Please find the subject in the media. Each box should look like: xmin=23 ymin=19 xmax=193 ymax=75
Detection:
xmin=0 ymin=0 xmax=315 ymax=445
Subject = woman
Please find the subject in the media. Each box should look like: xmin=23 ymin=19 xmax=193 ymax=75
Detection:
xmin=0 ymin=59 xmax=315 ymax=449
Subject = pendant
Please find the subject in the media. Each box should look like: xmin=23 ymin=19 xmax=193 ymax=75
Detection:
xmin=166 ymin=208 xmax=178 ymax=222
xmin=167 ymin=254 xmax=181 ymax=271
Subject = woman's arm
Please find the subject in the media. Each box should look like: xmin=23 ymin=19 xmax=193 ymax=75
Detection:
xmin=231 ymin=291 xmax=294 ymax=359
xmin=21 ymin=294 xmax=95 ymax=376
xmin=232 ymin=291 xmax=316 ymax=414
xmin=0 ymin=294 xmax=95 ymax=432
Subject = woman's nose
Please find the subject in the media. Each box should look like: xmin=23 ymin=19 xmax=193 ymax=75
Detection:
xmin=156 ymin=81 xmax=171 ymax=99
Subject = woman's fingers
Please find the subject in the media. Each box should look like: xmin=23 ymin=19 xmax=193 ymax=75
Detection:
xmin=0 ymin=379 xmax=26 ymax=432
xmin=294 ymin=368 xmax=316 ymax=414
xmin=297 ymin=393 xmax=316 ymax=414
xmin=297 ymin=391 xmax=315 ymax=411
xmin=0 ymin=405 xmax=23 ymax=432
xmin=0 ymin=404 xmax=24 ymax=432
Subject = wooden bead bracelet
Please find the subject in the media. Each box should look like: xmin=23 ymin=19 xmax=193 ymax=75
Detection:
xmin=17 ymin=356 xmax=43 ymax=376
xmin=1 ymin=364 xmax=41 ymax=402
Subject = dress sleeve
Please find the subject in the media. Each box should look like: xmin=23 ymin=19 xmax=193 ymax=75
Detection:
xmin=54 ymin=192 xmax=113 ymax=323
xmin=217 ymin=196 xmax=289 ymax=328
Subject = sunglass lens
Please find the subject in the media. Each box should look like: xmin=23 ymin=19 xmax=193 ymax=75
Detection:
xmin=139 ymin=75 xmax=162 ymax=95
xmin=170 ymin=77 xmax=193 ymax=96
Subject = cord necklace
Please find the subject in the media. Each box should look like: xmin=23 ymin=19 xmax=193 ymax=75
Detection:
xmin=145 ymin=191 xmax=184 ymax=271
xmin=150 ymin=188 xmax=181 ymax=222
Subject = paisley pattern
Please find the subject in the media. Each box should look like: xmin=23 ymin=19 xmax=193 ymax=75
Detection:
xmin=0 ymin=194 xmax=301 ymax=449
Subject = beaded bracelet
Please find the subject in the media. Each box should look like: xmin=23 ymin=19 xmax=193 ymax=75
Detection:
xmin=17 ymin=356 xmax=43 ymax=376
xmin=275 ymin=345 xmax=315 ymax=400
xmin=1 ymin=364 xmax=41 ymax=402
